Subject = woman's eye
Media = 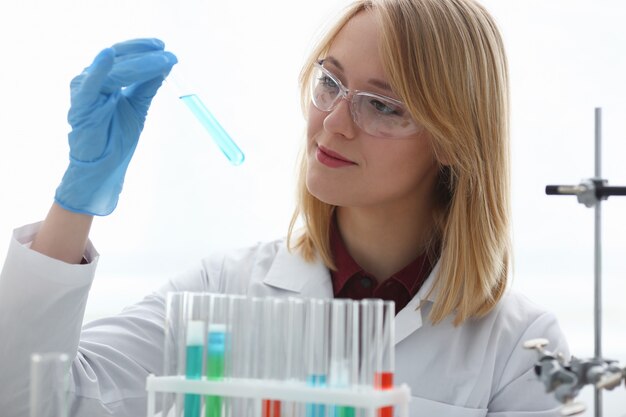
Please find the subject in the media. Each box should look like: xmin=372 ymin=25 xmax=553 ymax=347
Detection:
xmin=370 ymin=99 xmax=402 ymax=116
xmin=318 ymin=75 xmax=338 ymax=90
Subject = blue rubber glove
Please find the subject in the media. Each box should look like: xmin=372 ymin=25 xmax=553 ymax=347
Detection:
xmin=54 ymin=38 xmax=178 ymax=216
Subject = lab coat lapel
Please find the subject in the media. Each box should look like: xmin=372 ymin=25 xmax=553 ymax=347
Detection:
xmin=394 ymin=261 xmax=440 ymax=345
xmin=262 ymin=242 xmax=332 ymax=296
xmin=262 ymin=241 xmax=440 ymax=344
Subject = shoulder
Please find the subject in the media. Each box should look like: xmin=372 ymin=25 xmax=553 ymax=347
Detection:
xmin=198 ymin=237 xmax=331 ymax=297
xmin=488 ymin=290 xmax=567 ymax=352
xmin=157 ymin=238 xmax=287 ymax=295
xmin=481 ymin=290 xmax=569 ymax=375
xmin=199 ymin=237 xmax=287 ymax=278
xmin=483 ymin=289 xmax=569 ymax=411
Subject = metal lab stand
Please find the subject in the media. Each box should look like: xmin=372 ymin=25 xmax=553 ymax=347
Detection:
xmin=525 ymin=108 xmax=626 ymax=416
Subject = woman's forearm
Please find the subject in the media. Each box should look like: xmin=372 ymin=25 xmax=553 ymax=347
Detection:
xmin=30 ymin=203 xmax=94 ymax=264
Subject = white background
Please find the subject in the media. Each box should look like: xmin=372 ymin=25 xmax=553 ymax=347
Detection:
xmin=0 ymin=0 xmax=624 ymax=415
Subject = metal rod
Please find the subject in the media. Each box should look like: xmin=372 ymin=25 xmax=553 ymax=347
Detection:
xmin=593 ymin=107 xmax=603 ymax=417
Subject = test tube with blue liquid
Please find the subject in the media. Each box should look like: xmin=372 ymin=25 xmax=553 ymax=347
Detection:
xmin=284 ymin=298 xmax=307 ymax=417
xmin=185 ymin=320 xmax=205 ymax=417
xmin=305 ymin=299 xmax=330 ymax=417
xmin=329 ymin=300 xmax=357 ymax=417
xmin=167 ymin=74 xmax=245 ymax=166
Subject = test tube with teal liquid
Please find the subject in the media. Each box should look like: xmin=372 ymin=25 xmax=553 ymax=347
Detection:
xmin=167 ymin=74 xmax=245 ymax=166
xmin=305 ymin=299 xmax=330 ymax=417
xmin=185 ymin=320 xmax=205 ymax=417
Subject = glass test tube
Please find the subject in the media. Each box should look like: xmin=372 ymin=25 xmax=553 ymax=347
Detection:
xmin=164 ymin=292 xmax=191 ymax=417
xmin=248 ymin=297 xmax=266 ymax=417
xmin=185 ymin=320 xmax=206 ymax=417
xmin=284 ymin=298 xmax=307 ymax=417
xmin=225 ymin=295 xmax=253 ymax=417
xmin=260 ymin=299 xmax=283 ymax=417
xmin=358 ymin=300 xmax=383 ymax=390
xmin=329 ymin=300 xmax=356 ymax=417
xmin=206 ymin=295 xmax=229 ymax=417
xmin=30 ymin=352 xmax=70 ymax=417
xmin=168 ymin=74 xmax=245 ymax=166
xmin=305 ymin=299 xmax=330 ymax=417
xmin=185 ymin=294 xmax=211 ymax=417
xmin=374 ymin=302 xmax=395 ymax=417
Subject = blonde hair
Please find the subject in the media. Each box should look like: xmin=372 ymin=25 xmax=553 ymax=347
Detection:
xmin=288 ymin=0 xmax=510 ymax=326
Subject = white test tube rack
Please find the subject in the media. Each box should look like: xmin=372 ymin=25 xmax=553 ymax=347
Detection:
xmin=145 ymin=375 xmax=411 ymax=417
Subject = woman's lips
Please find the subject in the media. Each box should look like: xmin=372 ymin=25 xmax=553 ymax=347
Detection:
xmin=316 ymin=145 xmax=356 ymax=168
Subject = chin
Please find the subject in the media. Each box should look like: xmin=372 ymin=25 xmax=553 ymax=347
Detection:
xmin=305 ymin=173 xmax=345 ymax=207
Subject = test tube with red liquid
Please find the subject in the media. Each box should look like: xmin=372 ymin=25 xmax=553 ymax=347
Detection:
xmin=374 ymin=301 xmax=395 ymax=417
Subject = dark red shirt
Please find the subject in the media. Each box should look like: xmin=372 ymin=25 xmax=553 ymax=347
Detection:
xmin=330 ymin=221 xmax=434 ymax=313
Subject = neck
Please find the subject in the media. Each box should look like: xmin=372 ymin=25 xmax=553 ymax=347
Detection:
xmin=336 ymin=200 xmax=435 ymax=283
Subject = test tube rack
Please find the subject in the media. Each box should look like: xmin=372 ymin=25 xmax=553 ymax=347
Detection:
xmin=145 ymin=374 xmax=411 ymax=417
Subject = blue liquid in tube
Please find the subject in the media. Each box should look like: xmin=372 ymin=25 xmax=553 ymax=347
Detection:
xmin=180 ymin=94 xmax=245 ymax=166
xmin=306 ymin=374 xmax=327 ymax=417
xmin=184 ymin=344 xmax=203 ymax=417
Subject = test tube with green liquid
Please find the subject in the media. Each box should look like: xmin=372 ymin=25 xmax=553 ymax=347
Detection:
xmin=168 ymin=74 xmax=245 ymax=166
xmin=205 ymin=323 xmax=225 ymax=417
xmin=185 ymin=320 xmax=205 ymax=417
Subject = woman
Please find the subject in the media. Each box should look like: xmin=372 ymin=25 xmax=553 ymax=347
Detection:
xmin=0 ymin=0 xmax=568 ymax=416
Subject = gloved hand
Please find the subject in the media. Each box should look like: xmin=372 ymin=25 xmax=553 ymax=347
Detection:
xmin=54 ymin=38 xmax=178 ymax=216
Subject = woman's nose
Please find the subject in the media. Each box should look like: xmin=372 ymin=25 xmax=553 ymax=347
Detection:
xmin=322 ymin=97 xmax=357 ymax=139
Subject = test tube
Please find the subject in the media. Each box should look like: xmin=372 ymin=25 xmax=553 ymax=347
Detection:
xmin=167 ymin=74 xmax=245 ymax=166
xmin=163 ymin=292 xmax=191 ymax=417
xmin=329 ymin=300 xmax=356 ymax=417
xmin=305 ymin=299 xmax=330 ymax=417
xmin=358 ymin=300 xmax=383 ymax=390
xmin=185 ymin=320 xmax=206 ymax=417
xmin=374 ymin=302 xmax=395 ymax=417
xmin=248 ymin=298 xmax=268 ymax=417
xmin=206 ymin=295 xmax=229 ymax=417
xmin=30 ymin=352 xmax=70 ymax=417
xmin=284 ymin=298 xmax=307 ymax=417
xmin=261 ymin=298 xmax=283 ymax=417
xmin=224 ymin=295 xmax=253 ymax=417
xmin=184 ymin=294 xmax=211 ymax=417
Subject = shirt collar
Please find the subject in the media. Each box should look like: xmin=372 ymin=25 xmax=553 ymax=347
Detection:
xmin=330 ymin=219 xmax=365 ymax=295
xmin=262 ymin=238 xmax=332 ymax=295
xmin=329 ymin=216 xmax=433 ymax=299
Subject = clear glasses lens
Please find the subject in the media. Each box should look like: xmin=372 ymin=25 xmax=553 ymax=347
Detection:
xmin=310 ymin=64 xmax=420 ymax=138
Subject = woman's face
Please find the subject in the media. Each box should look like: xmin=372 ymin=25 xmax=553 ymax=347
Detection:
xmin=306 ymin=10 xmax=440 ymax=212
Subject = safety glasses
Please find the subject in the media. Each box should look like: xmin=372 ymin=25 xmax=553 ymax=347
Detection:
xmin=310 ymin=61 xmax=421 ymax=138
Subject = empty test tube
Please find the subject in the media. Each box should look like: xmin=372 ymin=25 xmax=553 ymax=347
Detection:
xmin=168 ymin=74 xmax=245 ymax=166
xmin=30 ymin=352 xmax=70 ymax=417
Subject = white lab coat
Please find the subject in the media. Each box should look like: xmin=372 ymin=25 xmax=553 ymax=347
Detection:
xmin=0 ymin=222 xmax=569 ymax=417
